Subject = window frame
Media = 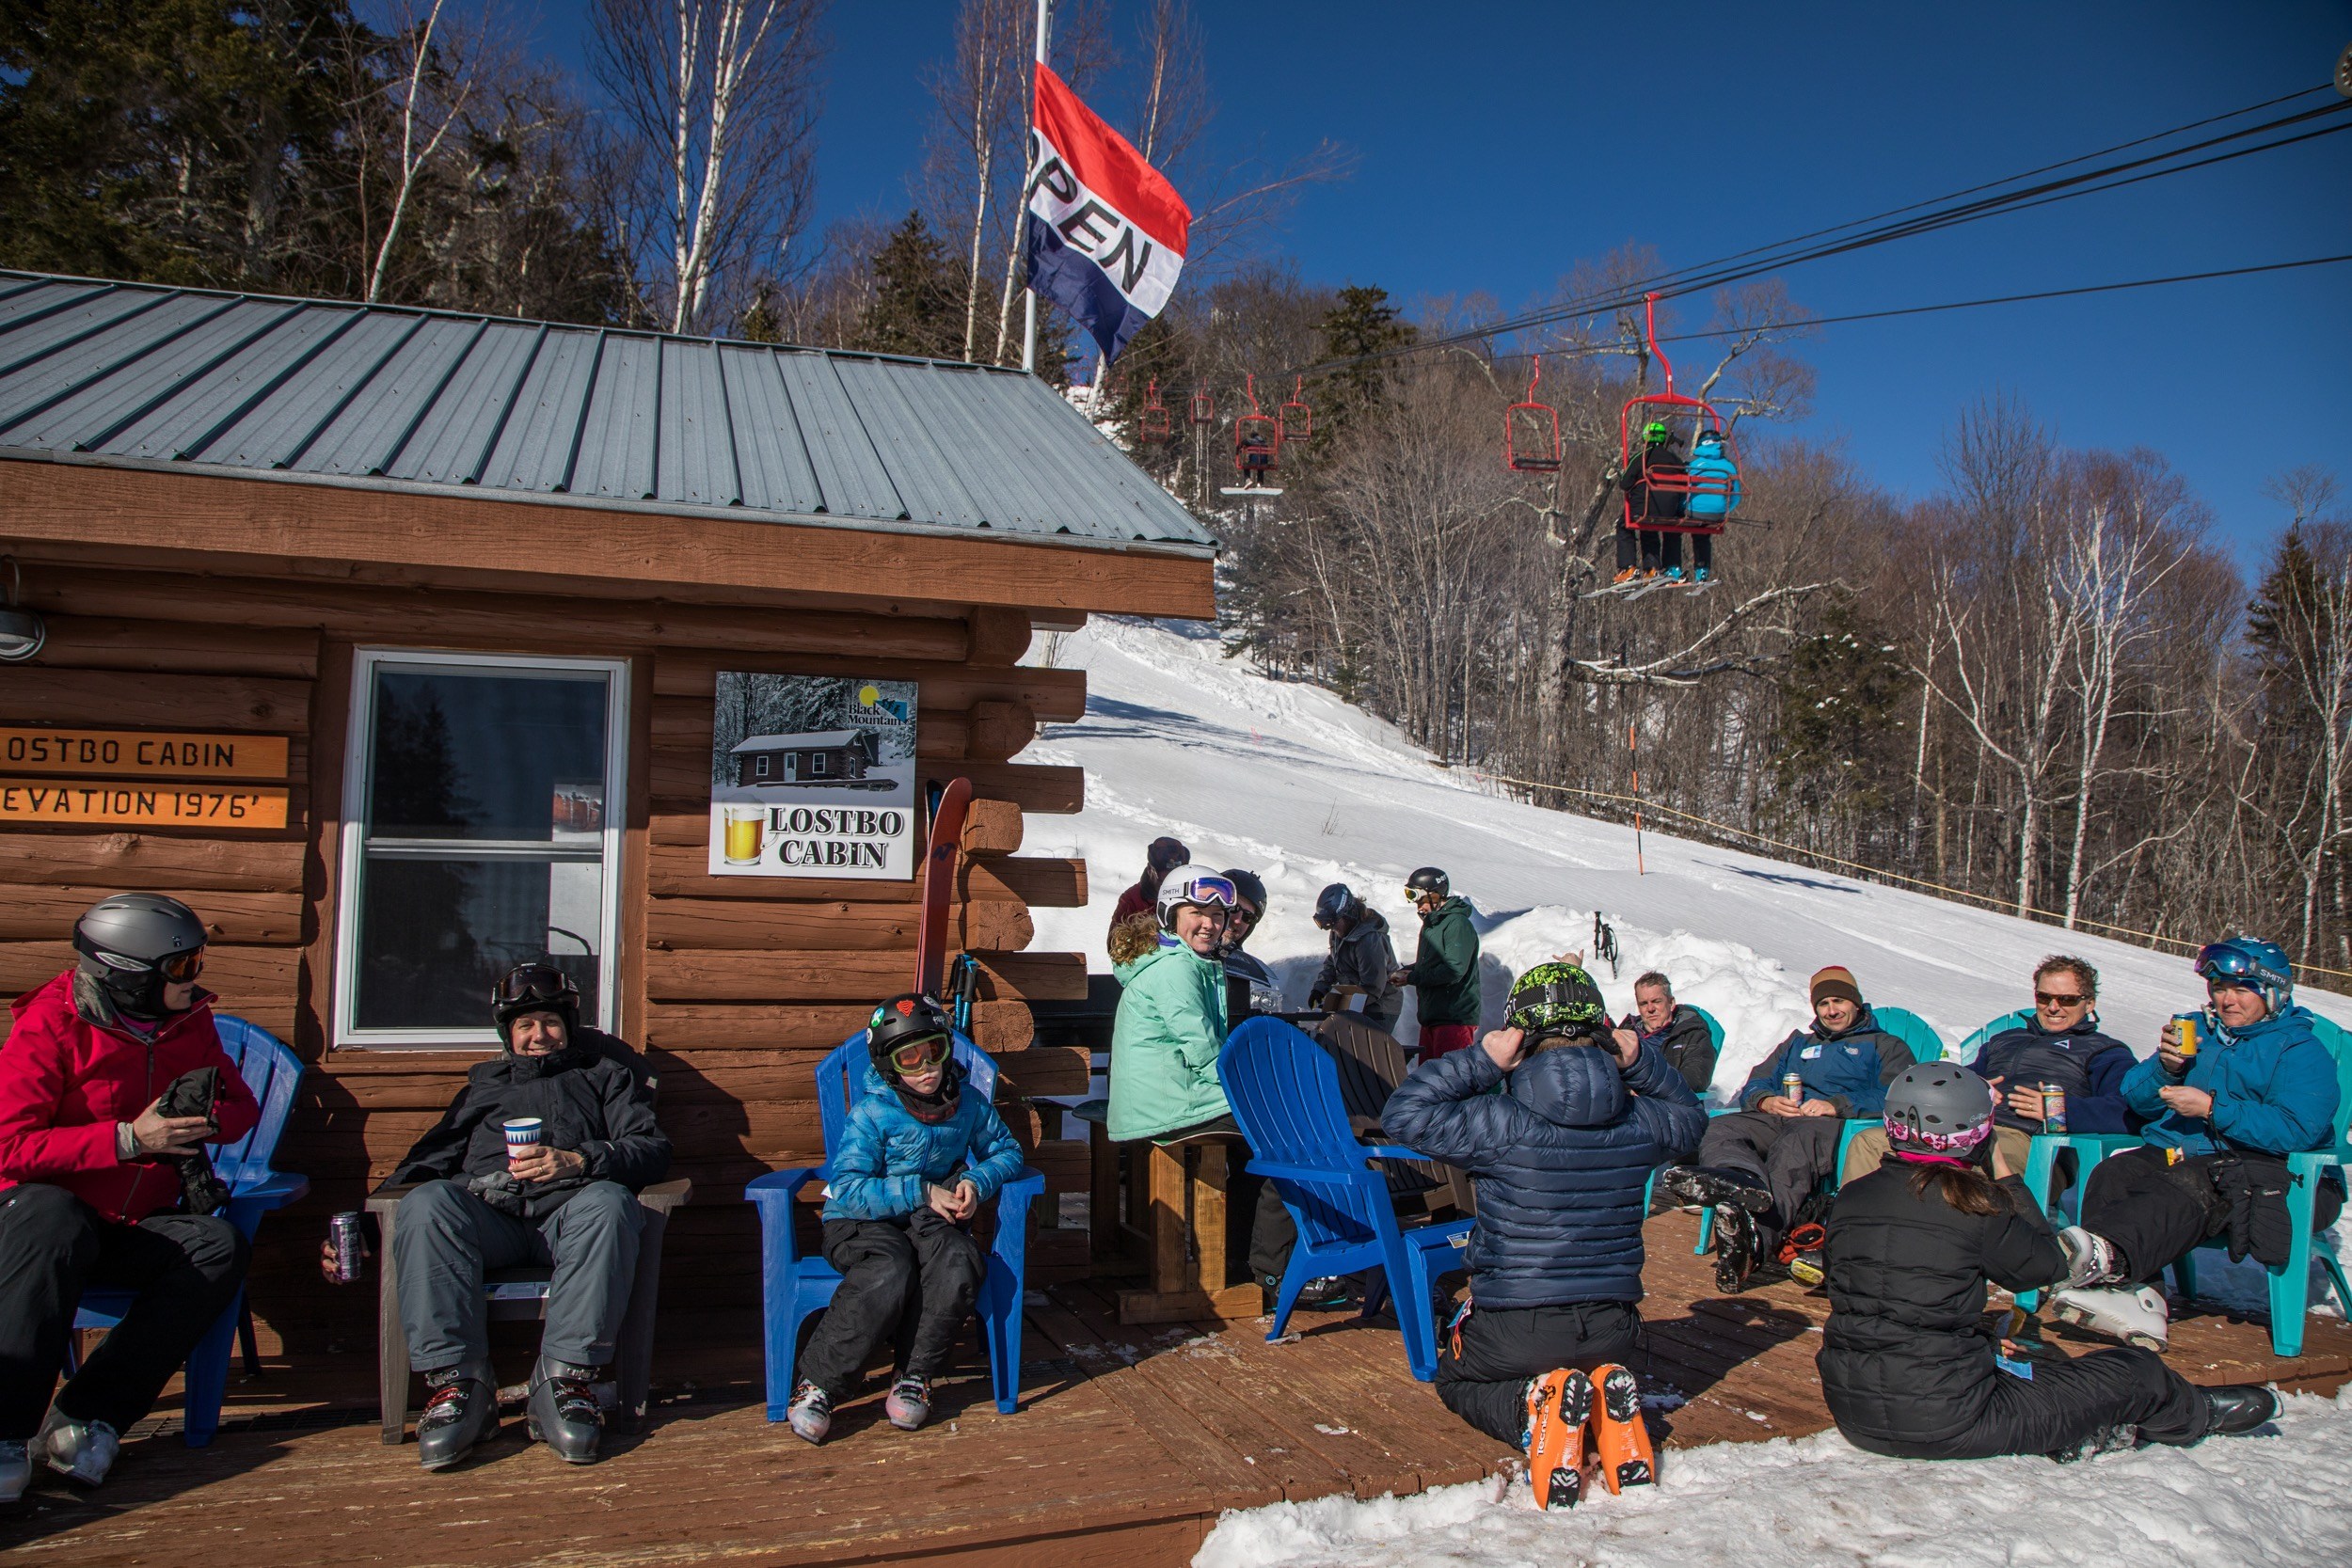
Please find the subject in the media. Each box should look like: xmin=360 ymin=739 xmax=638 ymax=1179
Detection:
xmin=334 ymin=647 xmax=630 ymax=1051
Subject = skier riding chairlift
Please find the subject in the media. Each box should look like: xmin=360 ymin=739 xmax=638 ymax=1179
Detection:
xmin=1610 ymin=292 xmax=1740 ymax=590
xmin=1221 ymin=373 xmax=1284 ymax=498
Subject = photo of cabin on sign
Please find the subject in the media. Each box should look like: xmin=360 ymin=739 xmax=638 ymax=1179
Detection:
xmin=706 ymin=672 xmax=918 ymax=879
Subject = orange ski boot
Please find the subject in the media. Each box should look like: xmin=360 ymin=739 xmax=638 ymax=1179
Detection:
xmin=1586 ymin=1363 xmax=1656 ymax=1494
xmin=1523 ymin=1368 xmax=1595 ymax=1510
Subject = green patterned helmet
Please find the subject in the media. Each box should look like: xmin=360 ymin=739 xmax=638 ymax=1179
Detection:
xmin=1506 ymin=961 xmax=1608 ymax=1035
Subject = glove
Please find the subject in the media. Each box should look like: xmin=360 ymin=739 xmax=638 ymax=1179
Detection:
xmin=154 ymin=1068 xmax=230 ymax=1216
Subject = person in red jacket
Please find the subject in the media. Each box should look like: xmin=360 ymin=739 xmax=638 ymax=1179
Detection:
xmin=0 ymin=895 xmax=259 ymax=1499
xmin=1106 ymin=836 xmax=1189 ymax=959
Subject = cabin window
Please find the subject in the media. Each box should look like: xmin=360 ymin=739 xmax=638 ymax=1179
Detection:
xmin=755 ymin=754 xmax=771 ymax=778
xmin=336 ymin=650 xmax=628 ymax=1048
xmin=812 ymin=752 xmax=828 ymax=776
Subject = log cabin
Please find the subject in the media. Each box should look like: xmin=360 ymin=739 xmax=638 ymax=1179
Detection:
xmin=0 ymin=268 xmax=1216 ymax=1354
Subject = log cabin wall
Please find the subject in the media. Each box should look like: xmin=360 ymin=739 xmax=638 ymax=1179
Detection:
xmin=0 ymin=552 xmax=1094 ymax=1352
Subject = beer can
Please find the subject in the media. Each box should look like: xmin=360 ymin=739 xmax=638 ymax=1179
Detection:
xmin=328 ymin=1212 xmax=366 ymax=1284
xmin=2172 ymin=1012 xmax=2200 ymax=1058
xmin=1782 ymin=1071 xmax=1805 ymax=1105
xmin=2041 ymin=1084 xmax=2067 ymax=1134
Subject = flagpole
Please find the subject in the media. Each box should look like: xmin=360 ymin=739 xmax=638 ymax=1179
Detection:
xmin=1022 ymin=0 xmax=1050 ymax=373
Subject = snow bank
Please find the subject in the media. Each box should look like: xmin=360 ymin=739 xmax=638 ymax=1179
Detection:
xmin=1194 ymin=1388 xmax=2352 ymax=1568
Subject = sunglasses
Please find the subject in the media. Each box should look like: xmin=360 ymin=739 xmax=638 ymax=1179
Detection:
xmin=1229 ymin=905 xmax=1261 ymax=926
xmin=887 ymin=1034 xmax=952 ymax=1074
xmin=2034 ymin=991 xmax=2085 ymax=1007
xmin=157 ymin=949 xmax=206 ymax=985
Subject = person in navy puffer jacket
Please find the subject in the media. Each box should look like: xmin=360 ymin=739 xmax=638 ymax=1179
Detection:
xmin=2043 ymin=938 xmax=2343 ymax=1354
xmin=787 ymin=994 xmax=1025 ymax=1445
xmin=1661 ymin=965 xmax=1912 ymax=1290
xmin=1382 ymin=963 xmax=1703 ymax=1451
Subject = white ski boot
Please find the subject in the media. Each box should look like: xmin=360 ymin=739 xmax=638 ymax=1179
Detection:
xmin=2047 ymin=1283 xmax=2169 ymax=1351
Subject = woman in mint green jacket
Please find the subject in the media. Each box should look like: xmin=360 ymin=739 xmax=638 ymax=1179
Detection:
xmin=1106 ymin=866 xmax=1235 ymax=1142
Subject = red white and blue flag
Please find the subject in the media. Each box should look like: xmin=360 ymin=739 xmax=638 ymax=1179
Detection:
xmin=1025 ymin=63 xmax=1191 ymax=364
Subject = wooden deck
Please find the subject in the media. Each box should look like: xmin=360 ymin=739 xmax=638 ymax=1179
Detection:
xmin=9 ymin=1210 xmax=2351 ymax=1568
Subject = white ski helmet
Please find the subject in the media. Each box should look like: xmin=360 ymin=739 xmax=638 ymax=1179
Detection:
xmin=1156 ymin=864 xmax=1238 ymax=929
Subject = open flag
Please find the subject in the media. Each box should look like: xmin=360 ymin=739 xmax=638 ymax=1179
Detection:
xmin=1025 ymin=63 xmax=1191 ymax=364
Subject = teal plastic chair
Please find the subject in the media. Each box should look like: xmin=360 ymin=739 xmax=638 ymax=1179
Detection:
xmin=2168 ymin=1015 xmax=2352 ymax=1356
xmin=1638 ymin=1007 xmax=1724 ymax=1212
xmin=69 ymin=1015 xmax=309 ymax=1447
xmin=1692 ymin=1009 xmax=1947 ymax=1256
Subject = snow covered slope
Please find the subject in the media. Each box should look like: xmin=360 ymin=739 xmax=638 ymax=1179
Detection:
xmin=1025 ymin=617 xmax=2350 ymax=1095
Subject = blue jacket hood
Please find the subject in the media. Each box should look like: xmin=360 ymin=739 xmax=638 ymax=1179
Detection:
xmin=1506 ymin=1043 xmax=1631 ymax=1128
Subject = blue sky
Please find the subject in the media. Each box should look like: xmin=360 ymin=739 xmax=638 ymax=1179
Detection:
xmin=531 ymin=1 xmax=2351 ymax=570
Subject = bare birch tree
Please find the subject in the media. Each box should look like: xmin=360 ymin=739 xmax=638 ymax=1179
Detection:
xmin=591 ymin=0 xmax=828 ymax=334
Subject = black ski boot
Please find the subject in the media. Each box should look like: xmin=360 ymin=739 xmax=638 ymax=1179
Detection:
xmin=1712 ymin=1207 xmax=1761 ymax=1293
xmin=415 ymin=1372 xmax=497 ymax=1470
xmin=526 ymin=1358 xmax=606 ymax=1465
xmin=1662 ymin=1166 xmax=1773 ymax=1213
xmin=2203 ymin=1385 xmax=2280 ymax=1436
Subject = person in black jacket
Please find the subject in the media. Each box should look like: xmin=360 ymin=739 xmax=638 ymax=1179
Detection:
xmin=1820 ymin=1061 xmax=2277 ymax=1462
xmin=1613 ymin=971 xmax=1718 ymax=1098
xmin=1309 ymin=882 xmax=1400 ymax=1032
xmin=373 ymin=964 xmax=671 ymax=1471
xmin=1383 ymin=962 xmax=1704 ymax=1507
xmin=1840 ymin=955 xmax=2134 ymax=1184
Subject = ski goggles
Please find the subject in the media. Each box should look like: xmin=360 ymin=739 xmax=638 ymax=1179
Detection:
xmin=2193 ymin=943 xmax=2276 ymax=985
xmin=1168 ymin=873 xmax=1238 ymax=909
xmin=156 ymin=949 xmax=206 ymax=984
xmin=494 ymin=963 xmax=577 ymax=1009
xmin=886 ymin=1034 xmax=953 ymax=1074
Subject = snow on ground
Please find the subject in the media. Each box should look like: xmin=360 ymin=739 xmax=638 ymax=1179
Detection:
xmin=1193 ymin=1387 xmax=2352 ymax=1568
xmin=1018 ymin=615 xmax=2351 ymax=1542
xmin=1025 ymin=616 xmax=2352 ymax=1071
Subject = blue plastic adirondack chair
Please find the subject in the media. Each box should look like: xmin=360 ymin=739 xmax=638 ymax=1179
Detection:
xmin=1218 ymin=1017 xmax=1473 ymax=1382
xmin=746 ymin=1032 xmax=1043 ymax=1418
xmin=2165 ymin=1014 xmax=2352 ymax=1356
xmin=1693 ymin=1007 xmax=1947 ymax=1255
xmin=1637 ymin=1006 xmax=1722 ymax=1212
xmin=70 ymin=1015 xmax=309 ymax=1447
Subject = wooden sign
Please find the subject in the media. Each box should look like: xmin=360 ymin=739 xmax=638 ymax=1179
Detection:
xmin=0 ymin=780 xmax=291 ymax=830
xmin=0 ymin=727 xmax=291 ymax=781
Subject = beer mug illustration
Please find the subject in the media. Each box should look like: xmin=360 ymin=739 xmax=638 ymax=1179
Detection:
xmin=723 ymin=802 xmax=767 ymax=865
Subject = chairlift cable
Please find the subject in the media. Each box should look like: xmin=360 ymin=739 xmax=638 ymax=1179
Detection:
xmin=1291 ymin=87 xmax=2349 ymax=374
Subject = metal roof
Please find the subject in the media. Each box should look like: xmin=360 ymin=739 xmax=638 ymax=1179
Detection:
xmin=0 ymin=271 xmax=1216 ymax=556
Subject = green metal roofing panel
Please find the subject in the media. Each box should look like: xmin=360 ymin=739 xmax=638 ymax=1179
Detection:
xmin=0 ymin=269 xmax=1216 ymax=555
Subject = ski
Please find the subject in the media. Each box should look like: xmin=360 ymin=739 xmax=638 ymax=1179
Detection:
xmin=914 ymin=776 xmax=974 ymax=998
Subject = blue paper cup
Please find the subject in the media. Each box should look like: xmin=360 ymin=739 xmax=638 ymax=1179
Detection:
xmin=503 ymin=1117 xmax=544 ymax=1158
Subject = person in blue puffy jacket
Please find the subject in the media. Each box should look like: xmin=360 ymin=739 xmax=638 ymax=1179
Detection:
xmin=1381 ymin=962 xmax=1702 ymax=1481
xmin=1660 ymin=965 xmax=1912 ymax=1291
xmin=2044 ymin=938 xmax=2344 ymax=1353
xmin=787 ymin=993 xmax=1025 ymax=1445
xmin=1676 ymin=429 xmax=1740 ymax=581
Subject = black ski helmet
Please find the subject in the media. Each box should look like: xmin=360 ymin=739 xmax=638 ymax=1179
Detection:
xmin=73 ymin=893 xmax=208 ymax=1020
xmin=866 ymin=992 xmax=955 ymax=1078
xmin=1883 ymin=1062 xmax=1996 ymax=1157
xmin=1406 ymin=866 xmax=1450 ymax=902
xmin=1312 ymin=882 xmax=1362 ymax=929
xmin=1221 ymin=868 xmax=1267 ymax=913
xmin=492 ymin=962 xmax=581 ymax=1046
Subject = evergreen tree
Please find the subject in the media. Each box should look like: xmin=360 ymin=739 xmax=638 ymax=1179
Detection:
xmin=2247 ymin=525 xmax=2331 ymax=744
xmin=1312 ymin=283 xmax=1416 ymax=434
xmin=855 ymin=211 xmax=966 ymax=359
xmin=1773 ymin=596 xmax=1912 ymax=821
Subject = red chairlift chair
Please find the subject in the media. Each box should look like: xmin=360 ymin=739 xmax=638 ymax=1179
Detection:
xmin=1618 ymin=292 xmax=1738 ymax=538
xmin=1503 ymin=355 xmax=1563 ymax=473
xmin=1189 ymin=380 xmax=1216 ymax=427
xmin=1141 ymin=378 xmax=1173 ymax=440
xmin=1233 ymin=373 xmax=1281 ymax=483
xmin=1279 ymin=375 xmax=1314 ymax=443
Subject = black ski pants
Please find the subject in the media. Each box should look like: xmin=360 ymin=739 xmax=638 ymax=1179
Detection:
xmin=1435 ymin=1297 xmax=1640 ymax=1448
xmin=1836 ymin=1347 xmax=2208 ymax=1460
xmin=1700 ymin=1110 xmax=1845 ymax=1241
xmin=0 ymin=1182 xmax=249 ymax=1439
xmin=2081 ymin=1145 xmax=2347 ymax=1284
xmin=801 ymin=1210 xmax=987 ymax=1398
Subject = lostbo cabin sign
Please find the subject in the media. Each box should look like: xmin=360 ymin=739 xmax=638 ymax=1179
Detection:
xmin=707 ymin=672 xmax=918 ymax=879
xmin=1 ymin=727 xmax=291 ymax=779
xmin=0 ymin=725 xmax=293 ymax=830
